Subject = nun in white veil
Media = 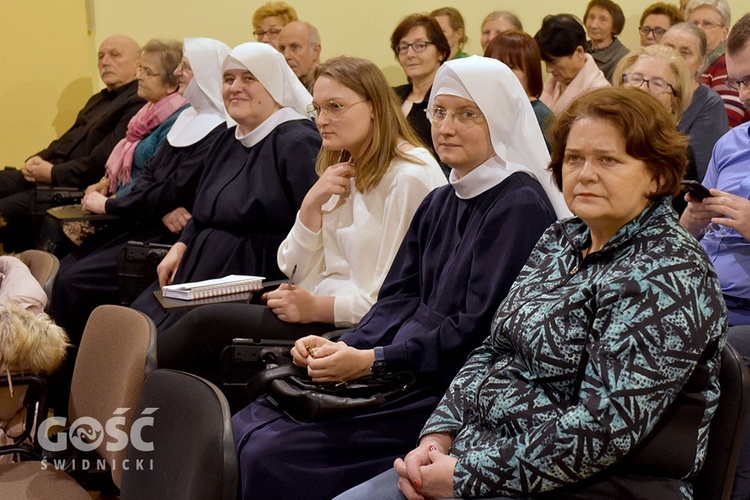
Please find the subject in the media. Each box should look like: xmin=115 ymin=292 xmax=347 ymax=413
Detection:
xmin=226 ymin=55 xmax=562 ymax=500
xmin=50 ymin=37 xmax=240 ymax=386
xmin=129 ymin=41 xmax=321 ymax=332
xmin=427 ymin=55 xmax=570 ymax=218
xmin=81 ymin=36 xmax=232 ymax=217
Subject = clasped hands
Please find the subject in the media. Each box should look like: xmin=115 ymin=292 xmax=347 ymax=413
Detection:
xmin=290 ymin=335 xmax=373 ymax=383
xmin=21 ymin=156 xmax=54 ymax=184
xmin=394 ymin=433 xmax=457 ymax=500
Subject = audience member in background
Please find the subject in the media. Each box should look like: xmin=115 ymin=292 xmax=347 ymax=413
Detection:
xmin=129 ymin=42 xmax=320 ymax=332
xmin=38 ymin=39 xmax=189 ymax=256
xmin=157 ymin=56 xmax=446 ymax=386
xmin=485 ymin=30 xmax=554 ymax=150
xmin=49 ymin=37 xmax=231 ymax=385
xmin=678 ymin=14 xmax=750 ymax=496
xmin=686 ymin=0 xmax=749 ymax=126
xmin=232 ymin=55 xmax=564 ymax=500
xmin=614 ymin=44 xmax=697 ymax=214
xmin=252 ymin=0 xmax=297 ymax=50
xmin=277 ymin=21 xmax=321 ymax=92
xmin=639 ymin=2 xmax=684 ymax=47
xmin=0 ymin=35 xmax=143 ymax=252
xmin=340 ymin=87 xmax=726 ymax=500
xmin=663 ymin=22 xmax=729 ymax=178
xmin=536 ymin=14 xmax=610 ymax=114
xmin=390 ymin=14 xmax=451 ymax=176
xmin=86 ymin=39 xmax=188 ymax=200
xmin=430 ymin=7 xmax=469 ymax=59
xmin=480 ymin=11 xmax=523 ymax=53
xmin=584 ymin=0 xmax=630 ymax=82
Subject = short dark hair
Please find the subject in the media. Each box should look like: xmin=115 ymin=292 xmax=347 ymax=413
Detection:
xmin=484 ymin=31 xmax=544 ymax=98
xmin=640 ymin=2 xmax=684 ymax=28
xmin=390 ymin=14 xmax=451 ymax=63
xmin=548 ymin=87 xmax=687 ymax=199
xmin=728 ymin=12 xmax=750 ymax=56
xmin=584 ymin=0 xmax=626 ymax=35
xmin=534 ymin=14 xmax=587 ymax=61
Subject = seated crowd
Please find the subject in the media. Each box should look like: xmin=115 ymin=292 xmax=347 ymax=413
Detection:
xmin=4 ymin=0 xmax=750 ymax=498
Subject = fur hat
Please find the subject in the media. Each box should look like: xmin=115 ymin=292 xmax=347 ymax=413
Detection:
xmin=0 ymin=303 xmax=69 ymax=375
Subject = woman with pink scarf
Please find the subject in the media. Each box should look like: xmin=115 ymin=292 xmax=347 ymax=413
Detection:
xmin=40 ymin=39 xmax=188 ymax=254
xmin=86 ymin=39 xmax=189 ymax=198
xmin=535 ymin=14 xmax=610 ymax=114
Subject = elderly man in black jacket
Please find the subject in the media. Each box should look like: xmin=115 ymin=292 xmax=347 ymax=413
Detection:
xmin=0 ymin=34 xmax=144 ymax=251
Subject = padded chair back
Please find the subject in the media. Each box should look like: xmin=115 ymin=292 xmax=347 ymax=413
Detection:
xmin=694 ymin=342 xmax=750 ymax=500
xmin=16 ymin=249 xmax=59 ymax=303
xmin=68 ymin=305 xmax=156 ymax=488
xmin=119 ymin=369 xmax=238 ymax=500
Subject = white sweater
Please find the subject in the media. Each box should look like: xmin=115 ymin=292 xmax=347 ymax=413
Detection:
xmin=277 ymin=147 xmax=447 ymax=327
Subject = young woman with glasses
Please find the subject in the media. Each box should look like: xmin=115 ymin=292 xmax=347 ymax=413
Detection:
xmin=156 ymin=56 xmax=445 ymax=390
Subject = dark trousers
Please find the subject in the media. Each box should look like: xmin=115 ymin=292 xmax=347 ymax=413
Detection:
xmin=728 ymin=324 xmax=750 ymax=500
xmin=0 ymin=168 xmax=36 ymax=251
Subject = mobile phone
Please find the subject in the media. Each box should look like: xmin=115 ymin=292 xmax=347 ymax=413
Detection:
xmin=681 ymin=180 xmax=712 ymax=201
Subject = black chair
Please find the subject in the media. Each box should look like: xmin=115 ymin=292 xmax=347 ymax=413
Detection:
xmin=119 ymin=369 xmax=238 ymax=500
xmin=0 ymin=374 xmax=48 ymax=460
xmin=695 ymin=342 xmax=750 ymax=500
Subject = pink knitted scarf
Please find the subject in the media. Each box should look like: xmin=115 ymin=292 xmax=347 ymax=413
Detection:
xmin=106 ymin=92 xmax=188 ymax=192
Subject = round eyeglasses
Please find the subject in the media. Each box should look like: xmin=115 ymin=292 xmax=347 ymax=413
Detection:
xmin=426 ymin=106 xmax=485 ymax=127
xmin=307 ymin=100 xmax=368 ymax=121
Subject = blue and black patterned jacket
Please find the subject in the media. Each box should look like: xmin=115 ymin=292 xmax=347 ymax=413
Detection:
xmin=421 ymin=196 xmax=728 ymax=498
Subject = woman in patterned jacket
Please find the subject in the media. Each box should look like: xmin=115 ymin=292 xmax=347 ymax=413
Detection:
xmin=338 ymin=87 xmax=727 ymax=499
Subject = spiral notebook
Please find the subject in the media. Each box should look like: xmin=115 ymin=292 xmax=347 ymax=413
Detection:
xmin=162 ymin=274 xmax=264 ymax=301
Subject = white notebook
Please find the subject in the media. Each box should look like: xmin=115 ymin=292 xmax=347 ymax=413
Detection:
xmin=162 ymin=274 xmax=264 ymax=301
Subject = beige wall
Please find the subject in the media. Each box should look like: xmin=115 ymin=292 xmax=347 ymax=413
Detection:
xmin=0 ymin=0 xmax=91 ymax=168
xmin=1 ymin=0 xmax=746 ymax=170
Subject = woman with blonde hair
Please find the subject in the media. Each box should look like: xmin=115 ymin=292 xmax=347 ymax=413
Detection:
xmin=252 ymin=0 xmax=298 ymax=49
xmin=614 ymin=44 xmax=699 ymax=213
xmin=157 ymin=56 xmax=446 ymax=386
xmin=430 ymin=7 xmax=470 ymax=59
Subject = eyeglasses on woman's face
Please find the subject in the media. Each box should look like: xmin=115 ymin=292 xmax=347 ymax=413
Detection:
xmin=622 ymin=73 xmax=677 ymax=96
xmin=426 ymin=106 xmax=486 ymax=128
xmin=689 ymin=19 xmax=722 ymax=30
xmin=396 ymin=40 xmax=434 ymax=55
xmin=307 ymin=100 xmax=368 ymax=121
xmin=253 ymin=28 xmax=282 ymax=41
xmin=639 ymin=26 xmax=667 ymax=37
xmin=136 ymin=65 xmax=161 ymax=79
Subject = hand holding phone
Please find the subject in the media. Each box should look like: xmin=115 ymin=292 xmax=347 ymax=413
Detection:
xmin=681 ymin=180 xmax=712 ymax=201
